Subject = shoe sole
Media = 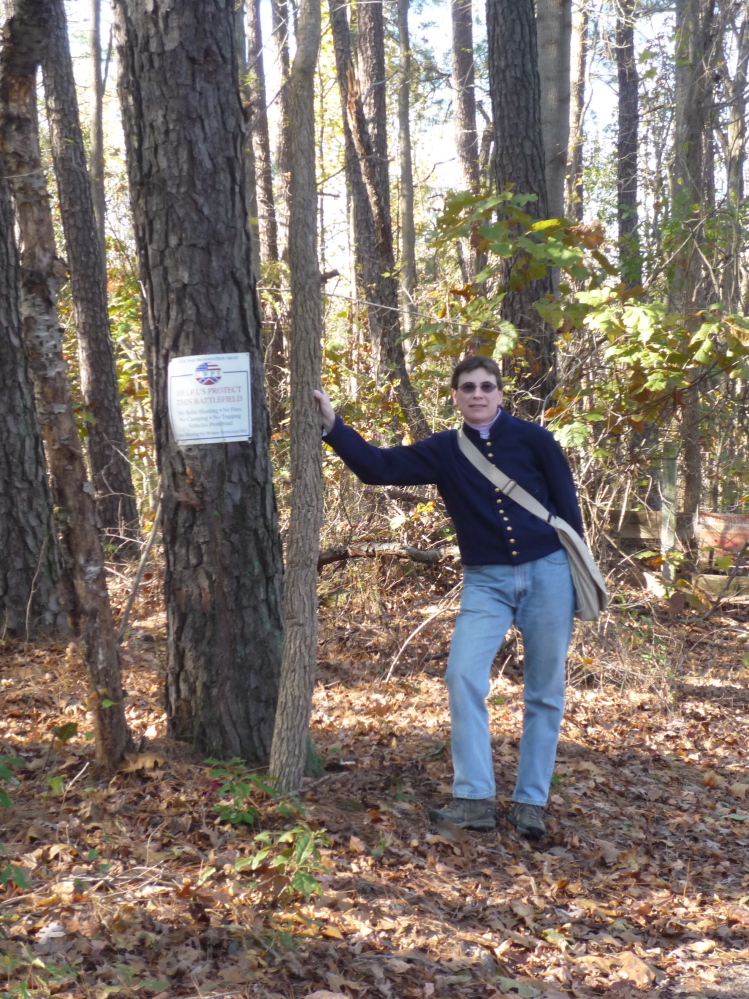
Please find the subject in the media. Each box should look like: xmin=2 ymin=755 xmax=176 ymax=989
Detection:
xmin=428 ymin=810 xmax=496 ymax=831
xmin=507 ymin=817 xmax=545 ymax=839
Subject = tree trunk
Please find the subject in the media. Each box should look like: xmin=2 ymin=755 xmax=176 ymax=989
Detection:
xmin=451 ymin=0 xmax=480 ymax=194
xmin=242 ymin=0 xmax=286 ymax=427
xmin=330 ymin=0 xmax=429 ymax=440
xmin=487 ymin=0 xmax=555 ymax=412
xmin=397 ymin=0 xmax=417 ymax=336
xmin=268 ymin=0 xmax=324 ymax=795
xmin=566 ymin=1 xmax=588 ymax=221
xmin=450 ymin=0 xmax=486 ymax=284
xmin=89 ymin=0 xmax=106 ymax=255
xmin=616 ymin=0 xmax=640 ymax=286
xmin=0 ymin=156 xmax=69 ymax=638
xmin=42 ymin=0 xmax=140 ymax=543
xmin=669 ymin=0 xmax=717 ymax=541
xmin=113 ymin=0 xmax=284 ymax=761
xmin=329 ymin=0 xmax=382 ymax=340
xmin=717 ymin=3 xmax=749 ymax=310
xmin=247 ymin=0 xmax=279 ymax=266
xmin=536 ymin=0 xmax=572 ymax=221
xmin=234 ymin=1 xmax=261 ymax=281
xmin=1 ymin=0 xmax=132 ymax=769
xmin=271 ymin=0 xmax=292 ymax=257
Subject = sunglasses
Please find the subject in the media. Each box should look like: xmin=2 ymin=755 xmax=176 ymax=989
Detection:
xmin=456 ymin=381 xmax=499 ymax=394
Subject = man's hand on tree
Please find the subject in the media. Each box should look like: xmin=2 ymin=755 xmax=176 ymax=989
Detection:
xmin=313 ymin=388 xmax=336 ymax=433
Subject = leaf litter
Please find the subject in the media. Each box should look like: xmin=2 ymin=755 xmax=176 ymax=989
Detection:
xmin=2 ymin=557 xmax=749 ymax=998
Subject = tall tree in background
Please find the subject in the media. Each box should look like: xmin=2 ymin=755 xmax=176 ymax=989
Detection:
xmin=450 ymin=0 xmax=486 ymax=285
xmin=669 ymin=0 xmax=717 ymax=539
xmin=451 ymin=0 xmax=480 ymax=196
xmin=566 ymin=1 xmax=588 ymax=221
xmin=43 ymin=0 xmax=139 ymax=542
xmin=245 ymin=0 xmax=286 ymax=428
xmin=487 ymin=0 xmax=555 ymax=409
xmin=234 ymin=1 xmax=261 ymax=280
xmin=89 ymin=0 xmax=106 ymax=254
xmin=616 ymin=0 xmax=640 ymax=286
xmin=1 ymin=0 xmax=131 ymax=769
xmin=271 ymin=0 xmax=292 ymax=257
xmin=329 ymin=0 xmax=382 ymax=343
xmin=330 ymin=0 xmax=429 ymax=440
xmin=716 ymin=2 xmax=749 ymax=311
xmin=397 ymin=0 xmax=417 ymax=334
xmin=269 ymin=0 xmax=324 ymax=794
xmin=0 ymin=159 xmax=68 ymax=638
xmin=537 ymin=0 xmax=572 ymax=221
xmin=114 ymin=0 xmax=284 ymax=760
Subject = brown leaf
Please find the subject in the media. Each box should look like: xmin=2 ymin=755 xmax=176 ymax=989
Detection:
xmin=594 ymin=839 xmax=620 ymax=865
xmin=118 ymin=752 xmax=166 ymax=772
xmin=614 ymin=951 xmax=657 ymax=986
xmin=730 ymin=782 xmax=749 ymax=799
xmin=348 ymin=835 xmax=366 ymax=854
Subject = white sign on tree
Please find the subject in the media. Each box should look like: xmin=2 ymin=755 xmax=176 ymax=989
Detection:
xmin=167 ymin=353 xmax=252 ymax=445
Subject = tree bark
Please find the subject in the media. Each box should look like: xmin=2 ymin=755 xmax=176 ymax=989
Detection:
xmin=487 ymin=0 xmax=555 ymax=411
xmin=89 ymin=0 xmax=106 ymax=256
xmin=329 ymin=0 xmax=382 ymax=339
xmin=716 ymin=3 xmax=749 ymax=310
xmin=241 ymin=0 xmax=286 ymax=427
xmin=451 ymin=0 xmax=480 ymax=194
xmin=329 ymin=0 xmax=429 ymax=440
xmin=1 ymin=0 xmax=132 ymax=769
xmin=234 ymin=1 xmax=261 ymax=281
xmin=268 ymin=0 xmax=324 ymax=795
xmin=566 ymin=1 xmax=588 ymax=222
xmin=616 ymin=0 xmax=640 ymax=286
xmin=113 ymin=0 xmax=284 ymax=761
xmin=397 ymin=0 xmax=417 ymax=335
xmin=271 ymin=0 xmax=292 ymax=257
xmin=0 ymin=156 xmax=69 ymax=638
xmin=42 ymin=0 xmax=139 ymax=543
xmin=247 ymin=0 xmax=279 ymax=266
xmin=669 ymin=0 xmax=717 ymax=542
xmin=536 ymin=0 xmax=572 ymax=221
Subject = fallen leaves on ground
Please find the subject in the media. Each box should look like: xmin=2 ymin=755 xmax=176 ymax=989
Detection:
xmin=2 ymin=561 xmax=749 ymax=998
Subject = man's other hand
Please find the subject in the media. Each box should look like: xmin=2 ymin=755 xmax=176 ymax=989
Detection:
xmin=313 ymin=388 xmax=336 ymax=433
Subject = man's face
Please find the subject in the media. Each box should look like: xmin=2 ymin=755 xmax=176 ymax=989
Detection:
xmin=451 ymin=367 xmax=503 ymax=423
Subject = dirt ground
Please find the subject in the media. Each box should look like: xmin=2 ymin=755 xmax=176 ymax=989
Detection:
xmin=2 ymin=556 xmax=749 ymax=999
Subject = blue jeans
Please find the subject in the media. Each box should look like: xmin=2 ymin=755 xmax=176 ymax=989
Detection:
xmin=445 ymin=552 xmax=574 ymax=805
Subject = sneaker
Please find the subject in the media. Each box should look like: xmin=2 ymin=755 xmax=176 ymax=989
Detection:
xmin=507 ymin=802 xmax=546 ymax=839
xmin=428 ymin=797 xmax=496 ymax=831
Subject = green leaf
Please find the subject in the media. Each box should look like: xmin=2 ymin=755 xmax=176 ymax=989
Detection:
xmin=53 ymin=722 xmax=78 ymax=743
xmin=291 ymin=870 xmax=322 ymax=899
xmin=100 ymin=699 xmax=116 ymax=709
xmin=496 ymin=977 xmax=540 ymax=998
xmin=197 ymin=866 xmax=216 ymax=885
xmin=47 ymin=775 xmax=64 ymax=795
xmin=715 ymin=555 xmax=732 ymax=572
xmin=140 ymin=979 xmax=171 ymax=993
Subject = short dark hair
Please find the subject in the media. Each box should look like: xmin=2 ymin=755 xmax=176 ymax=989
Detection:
xmin=451 ymin=355 xmax=503 ymax=391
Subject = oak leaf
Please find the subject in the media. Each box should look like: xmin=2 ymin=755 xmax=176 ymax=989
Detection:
xmin=118 ymin=752 xmax=165 ymax=773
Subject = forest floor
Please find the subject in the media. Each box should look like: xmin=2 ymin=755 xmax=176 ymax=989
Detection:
xmin=2 ymin=553 xmax=749 ymax=999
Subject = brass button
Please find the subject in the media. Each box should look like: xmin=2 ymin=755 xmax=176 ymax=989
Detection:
xmin=510 ymin=539 xmax=516 ymax=544
xmin=503 ymin=517 xmax=509 ymax=522
xmin=512 ymin=550 xmax=518 ymax=556
xmin=487 ymin=452 xmax=494 ymax=457
xmin=495 ymin=487 xmax=500 ymax=493
xmin=506 ymin=526 xmax=512 ymax=531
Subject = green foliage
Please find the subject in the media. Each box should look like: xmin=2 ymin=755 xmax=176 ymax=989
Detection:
xmin=235 ymin=822 xmax=328 ymax=901
xmin=206 ymin=758 xmax=278 ymax=826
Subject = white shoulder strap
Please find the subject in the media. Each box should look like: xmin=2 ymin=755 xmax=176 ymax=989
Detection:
xmin=456 ymin=427 xmax=556 ymax=526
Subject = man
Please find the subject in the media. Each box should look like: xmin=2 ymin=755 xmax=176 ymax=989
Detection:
xmin=314 ymin=356 xmax=581 ymax=838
